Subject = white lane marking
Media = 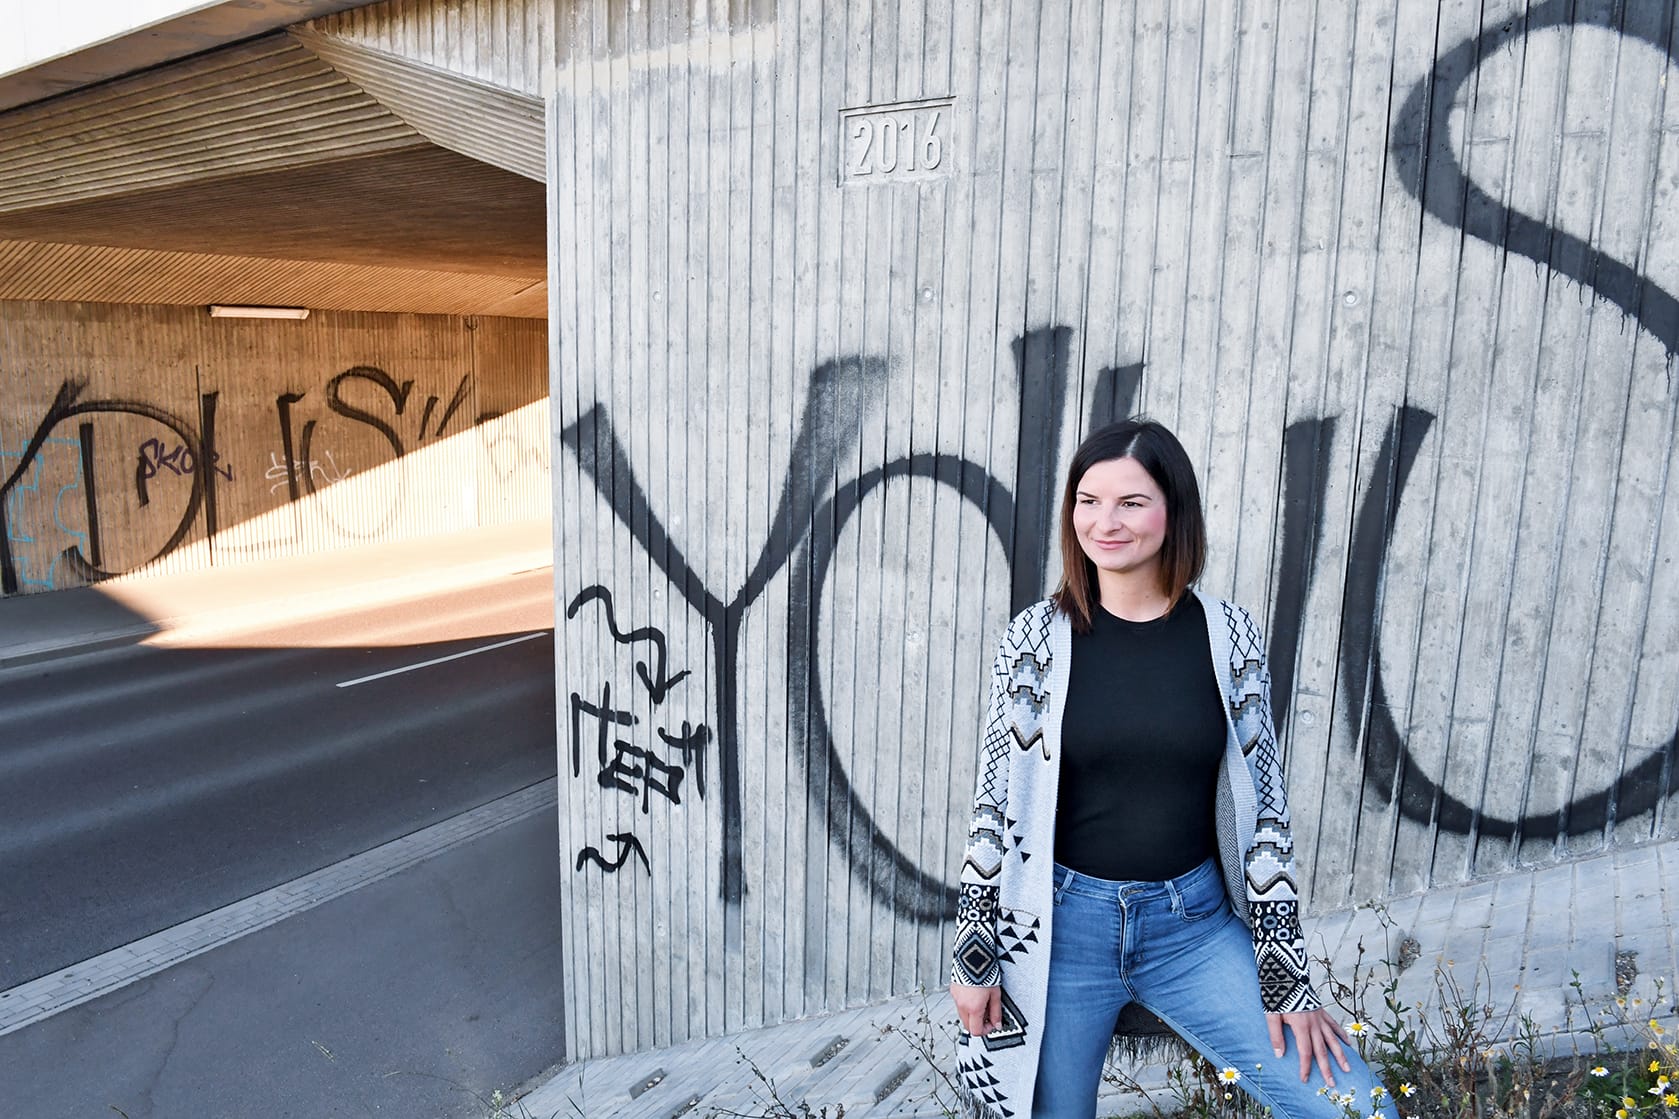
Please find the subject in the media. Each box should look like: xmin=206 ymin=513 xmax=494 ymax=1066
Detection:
xmin=336 ymin=630 xmax=551 ymax=688
xmin=0 ymin=780 xmax=556 ymax=1038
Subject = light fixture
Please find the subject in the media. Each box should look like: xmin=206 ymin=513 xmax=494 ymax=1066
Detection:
xmin=208 ymin=304 xmax=310 ymax=320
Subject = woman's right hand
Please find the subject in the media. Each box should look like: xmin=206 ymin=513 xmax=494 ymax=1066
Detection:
xmin=949 ymin=983 xmax=1003 ymax=1036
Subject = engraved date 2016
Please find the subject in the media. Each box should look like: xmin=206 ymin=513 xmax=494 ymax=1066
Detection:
xmin=840 ymin=98 xmax=955 ymax=185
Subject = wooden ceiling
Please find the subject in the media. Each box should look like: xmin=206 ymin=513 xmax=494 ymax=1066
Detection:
xmin=0 ymin=33 xmax=548 ymax=317
xmin=0 ymin=147 xmax=546 ymax=276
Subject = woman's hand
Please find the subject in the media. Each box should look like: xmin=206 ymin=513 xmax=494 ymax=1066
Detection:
xmin=950 ymin=983 xmax=1003 ymax=1037
xmin=1266 ymin=1009 xmax=1352 ymax=1086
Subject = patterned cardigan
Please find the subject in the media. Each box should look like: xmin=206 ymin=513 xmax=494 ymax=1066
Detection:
xmin=949 ymin=592 xmax=1320 ymax=1119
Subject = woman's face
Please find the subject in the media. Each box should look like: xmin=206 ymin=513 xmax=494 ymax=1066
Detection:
xmin=1072 ymin=456 xmax=1168 ymax=582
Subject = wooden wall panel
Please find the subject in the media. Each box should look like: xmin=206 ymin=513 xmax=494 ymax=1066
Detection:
xmin=0 ymin=302 xmax=549 ymax=593
xmin=549 ymin=0 xmax=1679 ymax=1061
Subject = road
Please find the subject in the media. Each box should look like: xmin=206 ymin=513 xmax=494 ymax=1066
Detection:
xmin=0 ymin=569 xmax=566 ymax=1118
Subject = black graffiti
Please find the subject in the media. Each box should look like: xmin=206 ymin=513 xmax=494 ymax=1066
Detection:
xmin=1349 ymin=1 xmax=1679 ymax=837
xmin=1267 ymin=417 xmax=1338 ymax=741
xmin=570 ymin=677 xmax=708 ymax=827
xmin=566 ymin=585 xmax=691 ymax=702
xmin=271 ymin=368 xmax=476 ymax=537
xmin=658 ymin=721 xmax=711 ymax=800
xmin=576 ymin=832 xmax=652 ymax=875
xmin=77 ymin=422 xmax=103 ymax=570
xmin=1008 ymin=329 xmax=1146 ymax=614
xmin=273 ymin=367 xmax=410 ymax=536
xmin=562 ymin=331 xmax=1142 ymax=921
xmin=599 ymin=739 xmax=686 ymax=812
xmin=5 ymin=363 xmax=486 ymax=594
xmin=1391 ymin=0 xmax=1677 ymax=360
xmin=1087 ymin=362 xmax=1146 ymax=433
xmin=1275 ymin=403 xmax=1678 ymax=840
xmin=1332 ymin=405 xmax=1679 ymax=840
xmin=0 ymin=381 xmax=221 ymax=594
xmin=570 ymin=683 xmax=638 ymax=780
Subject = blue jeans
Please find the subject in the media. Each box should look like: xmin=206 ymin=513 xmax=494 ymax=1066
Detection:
xmin=1032 ymin=859 xmax=1399 ymax=1119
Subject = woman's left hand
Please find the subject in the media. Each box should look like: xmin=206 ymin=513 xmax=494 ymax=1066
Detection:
xmin=1266 ymin=1009 xmax=1352 ymax=1087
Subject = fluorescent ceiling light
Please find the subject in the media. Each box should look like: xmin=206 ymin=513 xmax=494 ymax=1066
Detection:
xmin=208 ymin=304 xmax=310 ymax=320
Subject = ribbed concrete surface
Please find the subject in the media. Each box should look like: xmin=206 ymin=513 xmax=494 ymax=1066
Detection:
xmin=520 ymin=838 xmax=1678 ymax=1117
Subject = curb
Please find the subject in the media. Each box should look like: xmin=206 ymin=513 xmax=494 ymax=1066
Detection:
xmin=0 ymin=630 xmax=158 ymax=670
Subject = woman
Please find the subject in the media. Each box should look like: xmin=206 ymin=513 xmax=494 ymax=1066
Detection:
xmin=948 ymin=419 xmax=1397 ymax=1119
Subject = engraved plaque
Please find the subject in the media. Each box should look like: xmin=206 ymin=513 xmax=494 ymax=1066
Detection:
xmin=838 ymin=97 xmax=956 ymax=185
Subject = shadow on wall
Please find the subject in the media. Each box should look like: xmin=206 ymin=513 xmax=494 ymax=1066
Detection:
xmin=0 ymin=383 xmax=552 ymax=595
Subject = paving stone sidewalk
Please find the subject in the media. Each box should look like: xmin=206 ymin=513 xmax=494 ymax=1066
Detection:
xmin=517 ymin=836 xmax=1677 ymax=1119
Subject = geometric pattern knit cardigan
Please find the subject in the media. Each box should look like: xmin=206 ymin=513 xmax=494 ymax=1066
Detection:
xmin=949 ymin=592 xmax=1321 ymax=1119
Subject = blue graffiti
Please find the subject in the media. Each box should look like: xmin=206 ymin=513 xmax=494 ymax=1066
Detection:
xmin=0 ymin=436 xmax=89 ymax=591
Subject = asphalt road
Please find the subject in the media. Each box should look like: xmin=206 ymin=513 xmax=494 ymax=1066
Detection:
xmin=0 ymin=569 xmax=567 ymax=1117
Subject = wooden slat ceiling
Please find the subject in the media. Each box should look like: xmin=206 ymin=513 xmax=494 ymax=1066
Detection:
xmin=0 ymin=31 xmax=547 ymax=317
xmin=0 ymin=36 xmax=428 ymax=212
xmin=0 ymin=238 xmax=548 ymax=318
xmin=0 ymin=148 xmax=545 ymax=276
xmin=293 ymin=31 xmax=546 ymax=182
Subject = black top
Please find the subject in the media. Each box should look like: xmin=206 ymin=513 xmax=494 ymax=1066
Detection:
xmin=1054 ymin=593 xmax=1228 ymax=881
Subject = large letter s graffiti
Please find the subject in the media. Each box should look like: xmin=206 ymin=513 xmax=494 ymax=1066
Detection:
xmin=1365 ymin=0 xmax=1679 ymax=837
xmin=1391 ymin=0 xmax=1678 ymax=358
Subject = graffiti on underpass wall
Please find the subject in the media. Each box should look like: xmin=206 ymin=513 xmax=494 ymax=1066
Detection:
xmin=263 ymin=448 xmax=352 ymax=496
xmin=0 ymin=434 xmax=93 ymax=592
xmin=566 ymin=585 xmax=710 ymax=875
xmin=0 ymin=381 xmax=220 ymax=594
xmin=561 ymin=331 xmax=1144 ymax=918
xmin=136 ymin=438 xmax=234 ymax=488
xmin=1 ymin=357 xmax=546 ymax=594
xmin=1363 ymin=0 xmax=1679 ymax=841
xmin=563 ymin=295 xmax=1678 ymax=919
xmin=576 ymin=832 xmax=652 ymax=874
xmin=1392 ymin=0 xmax=1679 ymax=363
xmin=270 ymin=366 xmax=474 ymax=539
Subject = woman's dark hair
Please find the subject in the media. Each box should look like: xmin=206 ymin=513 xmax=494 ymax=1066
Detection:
xmin=1049 ymin=418 xmax=1206 ymax=633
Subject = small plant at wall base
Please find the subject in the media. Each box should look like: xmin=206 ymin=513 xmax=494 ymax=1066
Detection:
xmin=701 ymin=1048 xmax=846 ymax=1119
xmin=879 ymin=991 xmax=972 ymax=1117
xmin=1571 ymin=977 xmax=1678 ymax=1119
xmin=685 ymin=941 xmax=1675 ymax=1119
xmin=1097 ymin=903 xmax=1677 ymax=1119
xmin=1314 ymin=919 xmax=1582 ymax=1119
xmin=1311 ymin=903 xmax=1679 ymax=1119
xmin=1103 ymin=1052 xmax=1275 ymax=1119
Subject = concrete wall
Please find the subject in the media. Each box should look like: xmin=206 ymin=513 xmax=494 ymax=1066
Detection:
xmin=0 ymin=302 xmax=549 ymax=594
xmin=548 ymin=0 xmax=1679 ymax=1060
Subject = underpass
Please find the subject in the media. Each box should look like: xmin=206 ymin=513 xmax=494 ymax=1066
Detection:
xmin=0 ymin=534 xmax=565 ymax=1117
